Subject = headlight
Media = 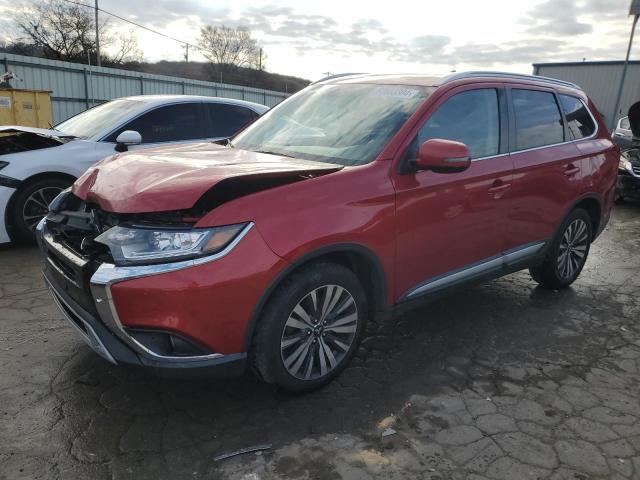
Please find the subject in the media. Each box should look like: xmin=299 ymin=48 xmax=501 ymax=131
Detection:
xmin=619 ymin=155 xmax=633 ymax=173
xmin=0 ymin=161 xmax=8 ymax=171
xmin=95 ymin=223 xmax=250 ymax=266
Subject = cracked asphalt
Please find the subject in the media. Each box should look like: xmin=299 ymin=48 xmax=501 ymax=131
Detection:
xmin=1 ymin=204 xmax=640 ymax=480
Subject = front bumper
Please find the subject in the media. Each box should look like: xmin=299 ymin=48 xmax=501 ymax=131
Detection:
xmin=37 ymin=219 xmax=249 ymax=374
xmin=617 ymin=172 xmax=640 ymax=199
xmin=0 ymin=184 xmax=17 ymax=244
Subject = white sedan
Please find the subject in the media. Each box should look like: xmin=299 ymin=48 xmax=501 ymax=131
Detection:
xmin=0 ymin=95 xmax=268 ymax=243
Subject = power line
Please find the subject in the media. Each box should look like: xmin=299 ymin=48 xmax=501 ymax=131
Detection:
xmin=59 ymin=0 xmax=200 ymax=51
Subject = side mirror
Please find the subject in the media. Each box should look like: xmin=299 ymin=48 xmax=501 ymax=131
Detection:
xmin=415 ymin=139 xmax=471 ymax=173
xmin=115 ymin=130 xmax=142 ymax=152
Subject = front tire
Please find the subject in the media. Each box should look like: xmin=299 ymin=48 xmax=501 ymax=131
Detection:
xmin=251 ymin=262 xmax=368 ymax=393
xmin=10 ymin=177 xmax=72 ymax=244
xmin=529 ymin=208 xmax=592 ymax=289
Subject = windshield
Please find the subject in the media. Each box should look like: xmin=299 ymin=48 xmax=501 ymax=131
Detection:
xmin=55 ymin=99 xmax=145 ymax=140
xmin=233 ymin=83 xmax=432 ymax=166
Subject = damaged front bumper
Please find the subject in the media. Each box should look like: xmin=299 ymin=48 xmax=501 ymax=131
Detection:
xmin=0 ymin=182 xmax=19 ymax=243
xmin=37 ymin=219 xmax=247 ymax=376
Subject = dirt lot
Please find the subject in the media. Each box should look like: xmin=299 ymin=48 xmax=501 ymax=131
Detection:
xmin=1 ymin=204 xmax=639 ymax=480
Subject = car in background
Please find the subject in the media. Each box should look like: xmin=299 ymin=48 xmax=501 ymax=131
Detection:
xmin=0 ymin=95 xmax=268 ymax=243
xmin=618 ymin=147 xmax=640 ymax=201
xmin=38 ymin=72 xmax=617 ymax=392
xmin=613 ymin=116 xmax=633 ymax=149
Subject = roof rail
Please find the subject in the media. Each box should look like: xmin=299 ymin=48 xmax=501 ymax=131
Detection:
xmin=311 ymin=73 xmax=367 ymax=84
xmin=439 ymin=71 xmax=581 ymax=89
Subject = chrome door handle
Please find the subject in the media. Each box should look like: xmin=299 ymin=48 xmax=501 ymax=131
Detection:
xmin=488 ymin=183 xmax=511 ymax=194
xmin=565 ymin=165 xmax=580 ymax=176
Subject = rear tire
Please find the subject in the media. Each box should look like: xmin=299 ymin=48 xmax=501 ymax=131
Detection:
xmin=529 ymin=208 xmax=592 ymax=289
xmin=251 ymin=262 xmax=368 ymax=393
xmin=10 ymin=177 xmax=72 ymax=244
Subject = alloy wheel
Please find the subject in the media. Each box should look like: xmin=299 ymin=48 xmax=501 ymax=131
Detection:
xmin=280 ymin=284 xmax=359 ymax=380
xmin=22 ymin=186 xmax=63 ymax=231
xmin=557 ymin=218 xmax=589 ymax=281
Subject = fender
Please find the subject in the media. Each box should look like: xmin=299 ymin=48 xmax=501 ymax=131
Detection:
xmin=241 ymin=242 xmax=389 ymax=351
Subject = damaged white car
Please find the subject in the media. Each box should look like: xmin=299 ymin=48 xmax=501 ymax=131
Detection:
xmin=0 ymin=95 xmax=267 ymax=243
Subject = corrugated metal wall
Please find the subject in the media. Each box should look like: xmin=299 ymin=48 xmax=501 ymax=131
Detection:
xmin=1 ymin=53 xmax=289 ymax=123
xmin=533 ymin=62 xmax=640 ymax=129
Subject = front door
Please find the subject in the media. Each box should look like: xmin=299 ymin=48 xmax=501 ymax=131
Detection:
xmin=392 ymin=86 xmax=513 ymax=300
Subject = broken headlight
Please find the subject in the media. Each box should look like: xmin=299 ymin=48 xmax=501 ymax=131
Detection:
xmin=95 ymin=223 xmax=250 ymax=266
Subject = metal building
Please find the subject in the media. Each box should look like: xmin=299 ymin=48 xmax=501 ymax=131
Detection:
xmin=1 ymin=53 xmax=289 ymax=124
xmin=533 ymin=61 xmax=640 ymax=130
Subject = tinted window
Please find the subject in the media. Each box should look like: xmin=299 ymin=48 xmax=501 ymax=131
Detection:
xmin=204 ymin=103 xmax=257 ymax=138
xmin=512 ymin=89 xmax=564 ymax=150
xmin=106 ymin=103 xmax=204 ymax=143
xmin=416 ymin=89 xmax=500 ymax=159
xmin=559 ymin=95 xmax=596 ymax=140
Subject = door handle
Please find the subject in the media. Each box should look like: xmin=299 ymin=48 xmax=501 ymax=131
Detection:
xmin=488 ymin=180 xmax=511 ymax=194
xmin=564 ymin=164 xmax=580 ymax=176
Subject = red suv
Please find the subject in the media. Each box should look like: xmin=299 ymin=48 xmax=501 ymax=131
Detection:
xmin=38 ymin=72 xmax=618 ymax=391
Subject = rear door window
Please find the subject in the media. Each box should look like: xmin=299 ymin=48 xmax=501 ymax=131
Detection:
xmin=559 ymin=95 xmax=596 ymax=140
xmin=416 ymin=88 xmax=500 ymax=159
xmin=106 ymin=103 xmax=205 ymax=144
xmin=512 ymin=89 xmax=564 ymax=151
xmin=203 ymin=103 xmax=257 ymax=138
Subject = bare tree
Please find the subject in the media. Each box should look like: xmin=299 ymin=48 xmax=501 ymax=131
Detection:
xmin=198 ymin=26 xmax=262 ymax=70
xmin=13 ymin=0 xmax=140 ymax=64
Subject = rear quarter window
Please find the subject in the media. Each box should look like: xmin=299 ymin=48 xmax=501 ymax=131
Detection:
xmin=512 ymin=89 xmax=564 ymax=151
xmin=559 ymin=95 xmax=596 ymax=140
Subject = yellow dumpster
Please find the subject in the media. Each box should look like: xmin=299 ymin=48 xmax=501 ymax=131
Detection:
xmin=0 ymin=88 xmax=53 ymax=128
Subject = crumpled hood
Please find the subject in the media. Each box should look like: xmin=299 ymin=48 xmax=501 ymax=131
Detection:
xmin=72 ymin=142 xmax=342 ymax=213
xmin=0 ymin=125 xmax=75 ymax=139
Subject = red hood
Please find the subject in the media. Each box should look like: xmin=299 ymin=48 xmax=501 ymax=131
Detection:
xmin=72 ymin=143 xmax=342 ymax=213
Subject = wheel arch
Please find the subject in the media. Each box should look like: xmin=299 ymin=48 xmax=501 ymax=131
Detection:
xmin=5 ymin=171 xmax=76 ymax=239
xmin=570 ymin=194 xmax=602 ymax=240
xmin=242 ymin=243 xmax=389 ymax=351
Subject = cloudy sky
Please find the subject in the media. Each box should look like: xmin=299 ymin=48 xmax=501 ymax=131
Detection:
xmin=1 ymin=0 xmax=639 ymax=80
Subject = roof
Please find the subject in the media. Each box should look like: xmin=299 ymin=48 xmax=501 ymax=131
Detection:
xmin=533 ymin=60 xmax=640 ymax=68
xmin=316 ymin=71 xmax=581 ymax=90
xmin=117 ymin=94 xmax=269 ymax=113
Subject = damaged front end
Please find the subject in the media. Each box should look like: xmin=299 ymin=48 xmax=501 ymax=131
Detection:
xmin=0 ymin=131 xmax=65 ymax=156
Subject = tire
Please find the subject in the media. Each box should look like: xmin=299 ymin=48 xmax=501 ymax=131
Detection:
xmin=251 ymin=262 xmax=368 ymax=393
xmin=529 ymin=208 xmax=592 ymax=289
xmin=10 ymin=177 xmax=72 ymax=244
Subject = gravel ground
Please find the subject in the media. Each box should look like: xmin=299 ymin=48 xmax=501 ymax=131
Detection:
xmin=1 ymin=204 xmax=639 ymax=480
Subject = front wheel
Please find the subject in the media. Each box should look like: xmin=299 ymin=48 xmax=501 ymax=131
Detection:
xmin=10 ymin=177 xmax=72 ymax=244
xmin=251 ymin=262 xmax=368 ymax=392
xmin=529 ymin=208 xmax=592 ymax=289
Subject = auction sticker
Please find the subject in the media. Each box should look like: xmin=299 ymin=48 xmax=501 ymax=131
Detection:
xmin=0 ymin=97 xmax=10 ymax=108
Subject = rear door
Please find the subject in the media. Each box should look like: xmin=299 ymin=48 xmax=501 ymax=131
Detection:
xmin=505 ymin=87 xmax=584 ymax=250
xmin=392 ymin=85 xmax=514 ymax=300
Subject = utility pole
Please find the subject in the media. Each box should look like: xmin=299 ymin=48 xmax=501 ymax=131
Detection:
xmin=611 ymin=0 xmax=640 ymax=131
xmin=94 ymin=0 xmax=101 ymax=67
xmin=258 ymin=48 xmax=263 ymax=71
xmin=183 ymin=44 xmax=189 ymax=63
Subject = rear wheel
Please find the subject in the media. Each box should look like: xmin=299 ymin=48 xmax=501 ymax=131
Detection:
xmin=529 ymin=209 xmax=592 ymax=289
xmin=251 ymin=262 xmax=368 ymax=392
xmin=10 ymin=177 xmax=72 ymax=243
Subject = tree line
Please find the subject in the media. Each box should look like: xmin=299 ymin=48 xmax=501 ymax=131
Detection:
xmin=1 ymin=0 xmax=308 ymax=91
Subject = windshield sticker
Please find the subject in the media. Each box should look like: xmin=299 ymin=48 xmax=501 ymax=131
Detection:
xmin=0 ymin=97 xmax=10 ymax=108
xmin=372 ymin=87 xmax=420 ymax=99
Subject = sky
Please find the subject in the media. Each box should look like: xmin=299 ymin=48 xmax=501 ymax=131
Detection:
xmin=1 ymin=0 xmax=639 ymax=80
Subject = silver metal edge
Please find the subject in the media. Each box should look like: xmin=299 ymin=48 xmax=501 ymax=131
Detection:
xmin=90 ymin=222 xmax=254 ymax=285
xmin=404 ymin=241 xmax=546 ymax=300
xmin=45 ymin=277 xmax=117 ymax=364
